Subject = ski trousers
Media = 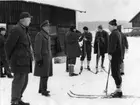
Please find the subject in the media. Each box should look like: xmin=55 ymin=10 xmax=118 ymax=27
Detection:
xmin=111 ymin=56 xmax=122 ymax=88
xmin=80 ymin=44 xmax=92 ymax=61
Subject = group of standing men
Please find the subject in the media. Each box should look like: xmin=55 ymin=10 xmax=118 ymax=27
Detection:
xmin=65 ymin=19 xmax=128 ymax=97
xmin=4 ymin=12 xmax=53 ymax=105
xmin=1 ymin=11 xmax=129 ymax=105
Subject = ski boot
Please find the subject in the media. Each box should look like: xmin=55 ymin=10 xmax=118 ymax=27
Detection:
xmin=95 ymin=67 xmax=99 ymax=74
xmin=79 ymin=66 xmax=83 ymax=74
xmin=41 ymin=91 xmax=50 ymax=97
xmin=39 ymin=90 xmax=50 ymax=94
xmin=19 ymin=100 xmax=30 ymax=105
xmin=70 ymin=73 xmax=78 ymax=76
xmin=69 ymin=65 xmax=78 ymax=76
xmin=101 ymin=65 xmax=105 ymax=72
xmin=87 ymin=66 xmax=91 ymax=71
xmin=110 ymin=91 xmax=123 ymax=98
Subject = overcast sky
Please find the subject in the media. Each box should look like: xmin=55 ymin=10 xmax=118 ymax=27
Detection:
xmin=75 ymin=0 xmax=140 ymax=21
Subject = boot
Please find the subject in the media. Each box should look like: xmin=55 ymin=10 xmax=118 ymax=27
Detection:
xmin=87 ymin=66 xmax=91 ymax=71
xmin=11 ymin=101 xmax=19 ymax=105
xmin=95 ymin=66 xmax=99 ymax=74
xmin=41 ymin=91 xmax=50 ymax=97
xmin=79 ymin=66 xmax=83 ymax=74
xmin=39 ymin=90 xmax=50 ymax=94
xmin=110 ymin=91 xmax=123 ymax=98
xmin=101 ymin=65 xmax=105 ymax=72
xmin=19 ymin=100 xmax=30 ymax=105
xmin=69 ymin=65 xmax=78 ymax=76
xmin=120 ymin=63 xmax=124 ymax=75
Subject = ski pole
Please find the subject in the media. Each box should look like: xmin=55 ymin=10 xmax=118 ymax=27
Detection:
xmin=104 ymin=60 xmax=111 ymax=95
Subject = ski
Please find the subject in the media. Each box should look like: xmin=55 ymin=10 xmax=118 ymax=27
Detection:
xmin=67 ymin=92 xmax=99 ymax=99
xmin=69 ymin=90 xmax=105 ymax=97
xmin=68 ymin=90 xmax=140 ymax=99
xmin=79 ymin=68 xmax=96 ymax=75
xmin=101 ymin=67 xmax=110 ymax=74
xmin=84 ymin=68 xmax=96 ymax=74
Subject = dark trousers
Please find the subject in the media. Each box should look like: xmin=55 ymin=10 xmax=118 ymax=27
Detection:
xmin=66 ymin=57 xmax=69 ymax=72
xmin=96 ymin=53 xmax=105 ymax=67
xmin=11 ymin=73 xmax=28 ymax=102
xmin=67 ymin=57 xmax=76 ymax=65
xmin=39 ymin=77 xmax=48 ymax=92
xmin=80 ymin=44 xmax=92 ymax=61
xmin=111 ymin=56 xmax=122 ymax=88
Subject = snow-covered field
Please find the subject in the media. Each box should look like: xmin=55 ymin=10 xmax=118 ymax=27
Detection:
xmin=1 ymin=37 xmax=140 ymax=105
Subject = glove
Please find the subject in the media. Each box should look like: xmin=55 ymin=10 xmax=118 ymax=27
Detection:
xmin=36 ymin=60 xmax=43 ymax=67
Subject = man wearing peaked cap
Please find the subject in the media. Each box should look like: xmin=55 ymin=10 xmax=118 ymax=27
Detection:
xmin=34 ymin=20 xmax=53 ymax=97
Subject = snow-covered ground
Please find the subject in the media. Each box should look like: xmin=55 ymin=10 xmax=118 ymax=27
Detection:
xmin=1 ymin=37 xmax=140 ymax=105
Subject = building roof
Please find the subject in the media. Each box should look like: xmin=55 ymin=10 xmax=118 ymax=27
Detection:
xmin=130 ymin=11 xmax=140 ymax=22
xmin=19 ymin=0 xmax=86 ymax=12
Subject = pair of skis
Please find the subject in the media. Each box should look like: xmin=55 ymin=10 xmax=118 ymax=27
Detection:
xmin=67 ymin=90 xmax=140 ymax=99
xmin=79 ymin=67 xmax=109 ymax=75
xmin=67 ymin=90 xmax=111 ymax=99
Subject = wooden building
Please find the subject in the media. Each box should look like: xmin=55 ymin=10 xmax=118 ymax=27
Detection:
xmin=0 ymin=0 xmax=85 ymax=57
xmin=130 ymin=12 xmax=140 ymax=27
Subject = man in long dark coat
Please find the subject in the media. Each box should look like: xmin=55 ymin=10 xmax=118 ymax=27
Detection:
xmin=5 ymin=12 xmax=33 ymax=105
xmin=34 ymin=20 xmax=53 ymax=96
xmin=65 ymin=26 xmax=81 ymax=76
xmin=94 ymin=25 xmax=109 ymax=73
xmin=0 ymin=27 xmax=13 ymax=78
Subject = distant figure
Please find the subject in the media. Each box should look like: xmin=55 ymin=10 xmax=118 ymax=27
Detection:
xmin=5 ymin=12 xmax=33 ymax=105
xmin=65 ymin=26 xmax=81 ymax=76
xmin=79 ymin=26 xmax=92 ymax=74
xmin=34 ymin=20 xmax=53 ymax=97
xmin=0 ymin=27 xmax=13 ymax=78
xmin=93 ymin=25 xmax=109 ymax=74
xmin=117 ymin=25 xmax=129 ymax=75
xmin=108 ymin=19 xmax=123 ymax=98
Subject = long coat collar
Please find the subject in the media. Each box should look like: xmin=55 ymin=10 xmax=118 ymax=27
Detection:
xmin=40 ymin=30 xmax=49 ymax=39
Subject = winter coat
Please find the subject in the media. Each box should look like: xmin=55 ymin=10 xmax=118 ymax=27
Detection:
xmin=0 ymin=34 xmax=6 ymax=56
xmin=34 ymin=30 xmax=53 ymax=77
xmin=0 ymin=34 xmax=7 ymax=63
xmin=79 ymin=32 xmax=92 ymax=47
xmin=108 ymin=29 xmax=122 ymax=58
xmin=94 ymin=30 xmax=109 ymax=54
xmin=65 ymin=31 xmax=81 ymax=58
xmin=5 ymin=23 xmax=33 ymax=73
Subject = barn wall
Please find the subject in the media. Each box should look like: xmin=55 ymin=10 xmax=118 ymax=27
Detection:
xmin=131 ymin=13 xmax=140 ymax=27
xmin=0 ymin=1 xmax=76 ymax=57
